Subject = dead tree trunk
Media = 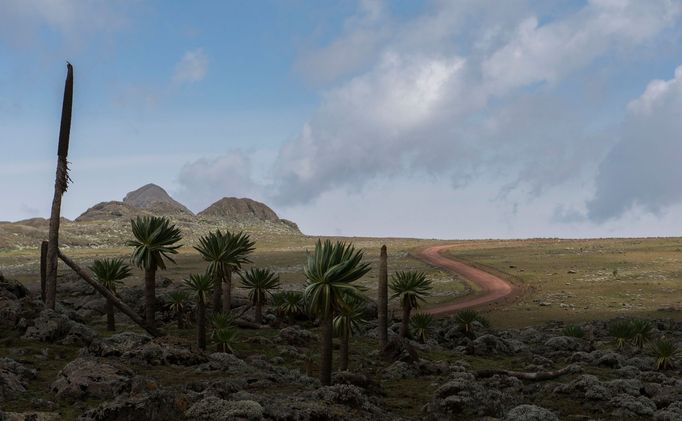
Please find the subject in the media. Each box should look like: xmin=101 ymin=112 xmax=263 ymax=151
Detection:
xmin=378 ymin=245 xmax=388 ymax=350
xmin=40 ymin=240 xmax=48 ymax=302
xmin=475 ymin=364 xmax=579 ymax=381
xmin=57 ymin=250 xmax=163 ymax=337
xmin=45 ymin=63 xmax=73 ymax=310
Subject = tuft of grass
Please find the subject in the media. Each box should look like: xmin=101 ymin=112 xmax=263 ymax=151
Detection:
xmin=649 ymin=338 xmax=679 ymax=370
xmin=454 ymin=309 xmax=490 ymax=337
xmin=609 ymin=320 xmax=634 ymax=350
xmin=630 ymin=319 xmax=653 ymax=350
xmin=562 ymin=325 xmax=585 ymax=338
xmin=410 ymin=312 xmax=434 ymax=343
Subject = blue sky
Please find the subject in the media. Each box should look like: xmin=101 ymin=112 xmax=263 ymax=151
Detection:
xmin=2 ymin=1 xmax=682 ymax=239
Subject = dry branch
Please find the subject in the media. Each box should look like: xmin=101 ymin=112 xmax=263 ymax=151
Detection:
xmin=475 ymin=364 xmax=580 ymax=381
xmin=57 ymin=250 xmax=163 ymax=338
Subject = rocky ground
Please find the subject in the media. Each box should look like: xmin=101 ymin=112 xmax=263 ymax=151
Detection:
xmin=1 ymin=275 xmax=682 ymax=420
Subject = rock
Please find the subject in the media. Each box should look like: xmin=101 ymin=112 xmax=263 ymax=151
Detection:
xmin=0 ymin=358 xmax=36 ymax=399
xmin=470 ymin=334 xmax=513 ymax=355
xmin=0 ymin=411 xmax=61 ymax=421
xmin=382 ymin=337 xmax=420 ymax=363
xmin=654 ymin=401 xmax=682 ymax=421
xmin=332 ymin=371 xmax=383 ymax=396
xmin=503 ymin=404 xmax=559 ymax=421
xmin=77 ymin=389 xmax=184 ymax=421
xmin=185 ymin=397 xmax=264 ymax=420
xmin=85 ymin=332 xmax=152 ymax=357
xmin=275 ymin=326 xmax=315 ymax=346
xmin=430 ymin=372 xmax=505 ymax=417
xmin=196 ymin=352 xmax=249 ymax=372
xmin=51 ymin=357 xmax=133 ymax=400
xmin=609 ymin=394 xmax=656 ymax=417
xmin=595 ymin=351 xmax=624 ymax=368
xmin=314 ymin=384 xmax=377 ymax=412
xmin=122 ymin=339 xmax=208 ymax=366
xmin=382 ymin=361 xmax=418 ymax=380
xmin=553 ymin=374 xmax=612 ymax=401
xmin=23 ymin=309 xmax=96 ymax=346
xmin=543 ymin=336 xmax=587 ymax=352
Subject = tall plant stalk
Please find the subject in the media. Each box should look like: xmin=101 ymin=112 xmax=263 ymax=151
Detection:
xmin=45 ymin=63 xmax=73 ymax=310
xmin=378 ymin=245 xmax=388 ymax=350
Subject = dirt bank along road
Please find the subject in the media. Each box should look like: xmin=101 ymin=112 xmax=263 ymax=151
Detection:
xmin=415 ymin=244 xmax=515 ymax=316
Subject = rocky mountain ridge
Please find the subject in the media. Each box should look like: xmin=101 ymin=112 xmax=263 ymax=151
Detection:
xmin=0 ymin=184 xmax=301 ymax=250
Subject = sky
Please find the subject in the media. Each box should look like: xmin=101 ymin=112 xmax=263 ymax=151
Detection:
xmin=2 ymin=0 xmax=682 ymax=239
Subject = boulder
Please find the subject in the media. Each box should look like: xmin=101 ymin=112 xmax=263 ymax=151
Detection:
xmin=51 ymin=357 xmax=133 ymax=400
xmin=470 ymin=334 xmax=514 ymax=355
xmin=543 ymin=336 xmax=588 ymax=352
xmin=503 ymin=404 xmax=559 ymax=421
xmin=23 ymin=309 xmax=96 ymax=346
xmin=85 ymin=332 xmax=152 ymax=357
xmin=121 ymin=339 xmax=208 ymax=366
xmin=185 ymin=397 xmax=264 ymax=420
xmin=609 ymin=394 xmax=657 ymax=417
xmin=429 ymin=372 xmax=505 ymax=417
xmin=275 ymin=326 xmax=315 ymax=346
xmin=654 ymin=401 xmax=682 ymax=421
xmin=77 ymin=389 xmax=185 ymax=421
xmin=0 ymin=358 xmax=36 ymax=399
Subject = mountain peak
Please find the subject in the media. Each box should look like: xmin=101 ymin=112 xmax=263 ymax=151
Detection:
xmin=122 ymin=184 xmax=193 ymax=215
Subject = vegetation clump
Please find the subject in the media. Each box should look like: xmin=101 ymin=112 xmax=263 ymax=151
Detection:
xmin=389 ymin=271 xmax=432 ymax=338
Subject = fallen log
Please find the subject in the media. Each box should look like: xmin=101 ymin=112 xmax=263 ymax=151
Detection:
xmin=57 ymin=250 xmax=163 ymax=338
xmin=475 ymin=364 xmax=580 ymax=381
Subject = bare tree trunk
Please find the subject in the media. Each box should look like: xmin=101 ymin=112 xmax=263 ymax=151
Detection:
xmin=177 ymin=312 xmax=184 ymax=329
xmin=46 ymin=63 xmax=73 ymax=310
xmin=57 ymin=250 xmax=162 ymax=337
xmin=40 ymin=240 xmax=48 ymax=302
xmin=400 ymin=305 xmax=411 ymax=338
xmin=475 ymin=365 xmax=578 ymax=381
xmin=144 ymin=263 xmax=157 ymax=327
xmin=254 ymin=302 xmax=262 ymax=324
xmin=320 ymin=314 xmax=333 ymax=385
xmin=211 ymin=266 xmax=222 ymax=312
xmin=223 ymin=266 xmax=232 ymax=313
xmin=197 ymin=297 xmax=206 ymax=350
xmin=378 ymin=245 xmax=388 ymax=350
xmin=340 ymin=328 xmax=349 ymax=371
xmin=106 ymin=298 xmax=115 ymax=331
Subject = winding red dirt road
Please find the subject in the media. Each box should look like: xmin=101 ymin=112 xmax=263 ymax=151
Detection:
xmin=414 ymin=244 xmax=516 ymax=316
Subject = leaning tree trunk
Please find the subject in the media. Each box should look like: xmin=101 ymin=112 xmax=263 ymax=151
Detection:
xmin=320 ymin=314 xmax=334 ymax=386
xmin=400 ymin=305 xmax=411 ymax=338
xmin=339 ymin=328 xmax=349 ymax=371
xmin=197 ymin=297 xmax=206 ymax=351
xmin=222 ymin=266 xmax=232 ymax=313
xmin=57 ymin=250 xmax=162 ymax=337
xmin=378 ymin=245 xmax=388 ymax=350
xmin=254 ymin=301 xmax=262 ymax=325
xmin=144 ymin=263 xmax=157 ymax=327
xmin=105 ymin=298 xmax=115 ymax=331
xmin=40 ymin=240 xmax=48 ymax=302
xmin=45 ymin=63 xmax=73 ymax=310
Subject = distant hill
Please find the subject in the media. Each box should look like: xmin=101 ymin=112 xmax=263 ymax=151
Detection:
xmin=122 ymin=184 xmax=193 ymax=216
xmin=199 ymin=197 xmax=300 ymax=232
xmin=0 ymin=184 xmax=302 ymax=251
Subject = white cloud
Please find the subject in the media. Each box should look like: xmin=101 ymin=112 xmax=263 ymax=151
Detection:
xmin=175 ymin=151 xmax=264 ymax=212
xmin=0 ymin=0 xmax=130 ymax=48
xmin=587 ymin=65 xmax=682 ymax=221
xmin=273 ymin=0 xmax=679 ymax=208
xmin=173 ymin=48 xmax=209 ymax=85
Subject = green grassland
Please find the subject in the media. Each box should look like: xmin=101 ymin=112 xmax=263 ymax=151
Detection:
xmin=444 ymin=237 xmax=682 ymax=327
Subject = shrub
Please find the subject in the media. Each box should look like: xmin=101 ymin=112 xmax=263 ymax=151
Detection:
xmin=410 ymin=312 xmax=434 ymax=343
xmin=630 ymin=320 xmax=653 ymax=350
xmin=562 ymin=325 xmax=585 ymax=338
xmin=609 ymin=320 xmax=634 ymax=350
xmin=649 ymin=338 xmax=679 ymax=370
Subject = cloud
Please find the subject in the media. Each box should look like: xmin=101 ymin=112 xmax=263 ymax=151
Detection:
xmin=587 ymin=65 xmax=682 ymax=221
xmin=175 ymin=151 xmax=263 ymax=212
xmin=0 ymin=0 xmax=130 ymax=48
xmin=173 ymin=48 xmax=209 ymax=85
xmin=273 ymin=0 xmax=679 ymax=207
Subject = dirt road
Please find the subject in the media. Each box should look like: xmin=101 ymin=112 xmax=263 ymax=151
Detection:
xmin=414 ymin=244 xmax=515 ymax=316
